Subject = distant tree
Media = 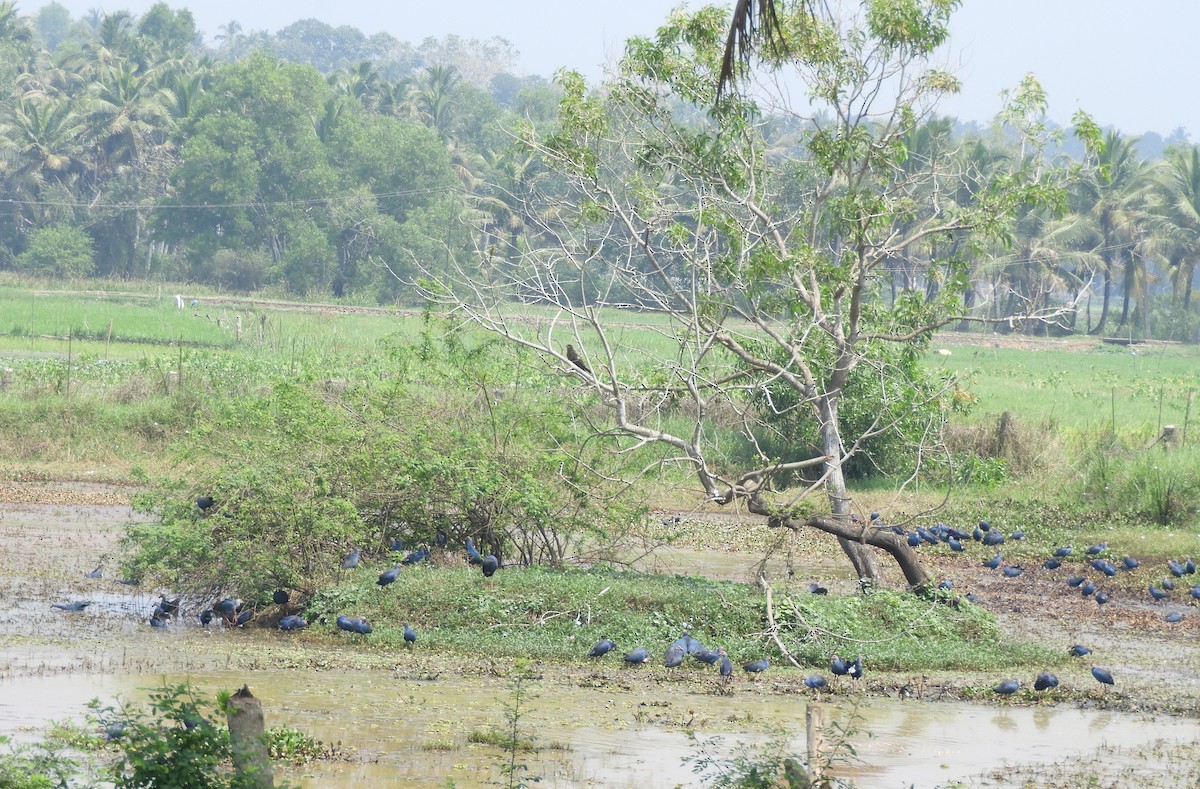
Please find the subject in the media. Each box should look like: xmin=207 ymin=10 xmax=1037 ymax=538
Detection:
xmin=16 ymin=222 xmax=95 ymax=277
xmin=34 ymin=2 xmax=72 ymax=52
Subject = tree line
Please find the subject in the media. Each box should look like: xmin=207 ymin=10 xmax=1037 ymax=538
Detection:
xmin=0 ymin=2 xmax=1197 ymax=340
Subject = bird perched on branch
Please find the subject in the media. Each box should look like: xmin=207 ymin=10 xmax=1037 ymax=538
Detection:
xmin=566 ymin=344 xmax=591 ymax=374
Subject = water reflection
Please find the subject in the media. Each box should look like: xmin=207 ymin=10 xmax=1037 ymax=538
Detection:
xmin=2 ymin=669 xmax=1198 ymax=788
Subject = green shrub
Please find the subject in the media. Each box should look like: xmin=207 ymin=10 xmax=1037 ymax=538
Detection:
xmin=15 ymin=223 xmax=96 ymax=278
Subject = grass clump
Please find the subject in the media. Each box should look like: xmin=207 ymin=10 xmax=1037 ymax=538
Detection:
xmin=308 ymin=565 xmax=1052 ymax=671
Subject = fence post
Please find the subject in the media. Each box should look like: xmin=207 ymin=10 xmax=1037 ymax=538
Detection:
xmin=226 ymin=685 xmax=274 ymax=788
xmin=806 ymin=703 xmax=829 ymax=784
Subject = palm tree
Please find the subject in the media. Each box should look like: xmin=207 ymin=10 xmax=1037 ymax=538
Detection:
xmin=1148 ymin=145 xmax=1200 ymax=317
xmin=1068 ymin=129 xmax=1151 ymax=335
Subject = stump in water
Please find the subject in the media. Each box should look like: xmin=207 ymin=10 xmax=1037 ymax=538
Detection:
xmin=226 ymin=685 xmax=274 ymax=788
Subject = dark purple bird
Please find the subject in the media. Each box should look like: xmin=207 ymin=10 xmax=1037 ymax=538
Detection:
xmin=403 ymin=623 xmax=417 ymax=647
xmin=848 ymin=655 xmax=864 ymax=679
xmin=279 ymin=615 xmax=307 ymax=631
xmin=982 ymin=531 xmax=1005 ymax=547
xmin=1066 ymin=576 xmax=1085 ymax=587
xmin=1168 ymin=559 xmax=1186 ymax=577
xmin=589 ymin=639 xmax=617 ymax=657
xmin=1163 ymin=577 xmax=1176 ymax=591
xmin=1054 ymin=546 xmax=1073 ymax=558
xmin=1043 ymin=559 xmax=1062 ymax=570
xmin=1122 ymin=556 xmax=1140 ymax=571
xmin=377 ymin=566 xmax=401 ymax=587
xmin=466 ymin=538 xmax=483 ymax=566
xmin=1086 ymin=542 xmax=1107 ymax=556
xmin=1002 ymin=566 xmax=1024 ymax=578
xmin=1068 ymin=644 xmax=1091 ymax=657
xmin=1034 ymin=671 xmax=1059 ymax=691
xmin=624 ymin=647 xmax=649 ymax=664
xmin=830 ymin=655 xmax=848 ymax=676
xmin=743 ymin=658 xmax=770 ymax=674
xmin=401 ymin=546 xmax=429 ymax=565
xmin=994 ymin=679 xmax=1020 ymax=695
xmin=1149 ymin=586 xmax=1169 ymax=600
xmin=1091 ymin=666 xmax=1114 ymax=687
xmin=983 ymin=553 xmax=1002 ymax=569
xmin=664 ymin=644 xmax=685 ymax=668
xmin=1165 ymin=611 xmax=1183 ymax=623
xmin=804 ymin=676 xmax=828 ymax=690
xmin=1081 ymin=581 xmax=1097 ymax=597
xmin=51 ymin=601 xmax=90 ymax=611
xmin=341 ymin=548 xmax=361 ymax=570
xmin=719 ymin=650 xmax=733 ymax=678
xmin=481 ymin=555 xmax=499 ymax=578
xmin=1095 ymin=591 xmax=1110 ymax=606
xmin=272 ymin=589 xmax=289 ymax=605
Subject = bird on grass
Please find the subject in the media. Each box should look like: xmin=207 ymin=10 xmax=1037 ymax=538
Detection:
xmin=1002 ymin=566 xmax=1024 ymax=578
xmin=214 ymin=598 xmax=243 ymax=618
xmin=1168 ymin=559 xmax=1187 ymax=578
xmin=1080 ymin=581 xmax=1097 ymax=597
xmin=982 ymin=531 xmax=1005 ymax=547
xmin=341 ymin=548 xmax=361 ymax=570
xmin=994 ymin=680 xmax=1020 ymax=695
xmin=624 ymin=647 xmax=650 ymax=665
xmin=1095 ymin=591 xmax=1110 ymax=606
xmin=1165 ymin=611 xmax=1184 ymax=623
xmin=403 ymin=623 xmax=417 ymax=647
xmin=279 ymin=615 xmax=307 ymax=631
xmin=1034 ymin=671 xmax=1059 ymax=691
xmin=806 ymin=582 xmax=828 ymax=595
xmin=235 ymin=610 xmax=252 ymax=627
xmin=1122 ymin=556 xmax=1140 ymax=571
xmin=1066 ymin=576 xmax=1085 ymax=588
xmin=1091 ymin=666 xmax=1114 ymax=690
xmin=830 ymin=655 xmax=849 ymax=677
xmin=565 ymin=344 xmax=591 ymax=374
xmin=196 ymin=495 xmax=216 ymax=513
xmin=1086 ymin=542 xmax=1108 ymax=556
xmin=377 ymin=566 xmax=401 ymax=587
xmin=481 ymin=555 xmax=499 ymax=578
xmin=466 ymin=538 xmax=483 ymax=566
xmin=1189 ymin=585 xmax=1200 ymax=601
xmin=717 ymin=649 xmax=733 ymax=678
xmin=693 ymin=649 xmax=722 ymax=666
xmin=1054 ymin=546 xmax=1073 ymax=558
xmin=1163 ymin=577 xmax=1177 ymax=591
xmin=85 ymin=565 xmax=103 ymax=579
xmin=1149 ymin=586 xmax=1169 ymax=601
xmin=1068 ymin=644 xmax=1092 ymax=657
xmin=401 ymin=546 xmax=429 ymax=566
xmin=589 ymin=639 xmax=616 ymax=658
xmin=149 ymin=616 xmax=167 ymax=628
xmin=1091 ymin=560 xmax=1118 ymax=577
xmin=51 ymin=601 xmax=90 ymax=612
xmin=983 ymin=553 xmax=1002 ymax=570
xmin=336 ymin=614 xmax=371 ymax=635
xmin=198 ymin=609 xmax=214 ymax=626
xmin=743 ymin=658 xmax=770 ymax=676
xmin=272 ymin=589 xmax=289 ymax=605
xmin=847 ymin=656 xmax=864 ymax=680
xmin=1043 ymin=559 xmax=1062 ymax=571
xmin=804 ymin=676 xmax=828 ymax=690
xmin=1011 ymin=530 xmax=1025 ymax=541
xmin=664 ymin=644 xmax=685 ymax=669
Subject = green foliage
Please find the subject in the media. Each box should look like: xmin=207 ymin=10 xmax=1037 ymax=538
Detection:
xmin=15 ymin=223 xmax=95 ymax=278
xmin=1076 ymin=438 xmax=1200 ymax=526
xmin=122 ymin=329 xmax=642 ymax=601
xmin=0 ymin=734 xmax=80 ymax=789
xmin=93 ymin=684 xmax=236 ymax=789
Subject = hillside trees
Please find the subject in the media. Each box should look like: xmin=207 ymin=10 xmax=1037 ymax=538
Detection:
xmin=424 ymin=1 xmax=1062 ymax=589
xmin=157 ymin=52 xmax=464 ymax=297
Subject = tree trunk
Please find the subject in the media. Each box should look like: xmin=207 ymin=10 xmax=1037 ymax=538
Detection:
xmin=1090 ymin=262 xmax=1112 ymax=335
xmin=818 ymin=395 xmax=882 ymax=587
xmin=226 ymin=686 xmax=274 ymax=789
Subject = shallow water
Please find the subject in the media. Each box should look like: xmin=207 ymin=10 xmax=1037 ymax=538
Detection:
xmin=3 ymin=499 xmax=1200 ymax=788
xmin=3 ymin=664 xmax=1198 ymax=788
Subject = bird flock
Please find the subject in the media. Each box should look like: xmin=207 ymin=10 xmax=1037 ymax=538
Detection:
xmin=879 ymin=512 xmax=1198 ymax=699
xmin=49 ymin=498 xmax=1196 ymax=704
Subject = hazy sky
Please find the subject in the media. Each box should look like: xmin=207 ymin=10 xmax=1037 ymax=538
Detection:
xmin=24 ymin=0 xmax=1196 ymax=138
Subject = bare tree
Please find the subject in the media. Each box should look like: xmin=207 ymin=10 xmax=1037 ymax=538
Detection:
xmin=422 ymin=2 xmax=1058 ymax=590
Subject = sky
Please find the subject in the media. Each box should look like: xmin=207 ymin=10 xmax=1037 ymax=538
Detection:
xmin=23 ymin=0 xmax=1198 ymax=139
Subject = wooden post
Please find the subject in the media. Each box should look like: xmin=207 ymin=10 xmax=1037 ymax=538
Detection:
xmin=806 ymin=703 xmax=829 ymax=785
xmin=1184 ymin=392 xmax=1193 ymax=445
xmin=226 ymin=685 xmax=274 ymax=788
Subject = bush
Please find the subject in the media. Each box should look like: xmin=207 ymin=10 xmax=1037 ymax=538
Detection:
xmin=1076 ymin=434 xmax=1200 ymax=526
xmin=15 ymin=223 xmax=95 ymax=278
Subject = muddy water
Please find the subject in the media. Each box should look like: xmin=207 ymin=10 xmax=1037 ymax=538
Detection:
xmin=3 ymin=498 xmax=1200 ymax=787
xmin=3 ymin=662 xmax=1200 ymax=788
